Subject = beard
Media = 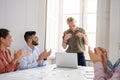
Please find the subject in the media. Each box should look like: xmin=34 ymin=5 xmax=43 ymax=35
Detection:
xmin=32 ymin=40 xmax=38 ymax=46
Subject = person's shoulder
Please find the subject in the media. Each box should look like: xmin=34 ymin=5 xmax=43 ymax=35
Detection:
xmin=6 ymin=48 xmax=10 ymax=52
xmin=23 ymin=44 xmax=31 ymax=50
xmin=34 ymin=46 xmax=39 ymax=50
xmin=6 ymin=48 xmax=11 ymax=55
xmin=77 ymin=27 xmax=86 ymax=33
xmin=0 ymin=50 xmax=3 ymax=58
xmin=77 ymin=27 xmax=84 ymax=30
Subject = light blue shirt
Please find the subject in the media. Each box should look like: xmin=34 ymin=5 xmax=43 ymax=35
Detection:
xmin=19 ymin=44 xmax=45 ymax=70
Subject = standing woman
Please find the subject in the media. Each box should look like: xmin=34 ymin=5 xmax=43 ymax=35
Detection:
xmin=0 ymin=28 xmax=27 ymax=73
xmin=62 ymin=17 xmax=88 ymax=66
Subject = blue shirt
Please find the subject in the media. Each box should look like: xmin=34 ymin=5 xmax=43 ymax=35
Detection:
xmin=19 ymin=44 xmax=45 ymax=70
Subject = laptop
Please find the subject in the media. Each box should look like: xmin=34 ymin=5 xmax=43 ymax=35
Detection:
xmin=55 ymin=52 xmax=78 ymax=69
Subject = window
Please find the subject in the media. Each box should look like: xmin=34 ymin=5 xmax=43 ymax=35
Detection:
xmin=46 ymin=0 xmax=97 ymax=58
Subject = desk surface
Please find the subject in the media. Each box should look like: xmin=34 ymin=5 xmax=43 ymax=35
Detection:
xmin=0 ymin=65 xmax=94 ymax=80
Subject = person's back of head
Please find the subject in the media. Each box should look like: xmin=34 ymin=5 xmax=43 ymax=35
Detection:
xmin=24 ymin=31 xmax=36 ymax=42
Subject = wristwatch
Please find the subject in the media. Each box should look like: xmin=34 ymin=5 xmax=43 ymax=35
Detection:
xmin=43 ymin=58 xmax=47 ymax=61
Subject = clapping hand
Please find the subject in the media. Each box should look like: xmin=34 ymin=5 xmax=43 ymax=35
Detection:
xmin=88 ymin=47 xmax=102 ymax=64
xmin=37 ymin=49 xmax=52 ymax=62
xmin=13 ymin=49 xmax=29 ymax=63
xmin=44 ymin=49 xmax=51 ymax=58
xmin=88 ymin=47 xmax=107 ymax=72
xmin=64 ymin=33 xmax=72 ymax=41
xmin=97 ymin=47 xmax=107 ymax=72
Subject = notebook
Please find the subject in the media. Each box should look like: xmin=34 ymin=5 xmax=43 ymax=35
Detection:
xmin=55 ymin=52 xmax=78 ymax=69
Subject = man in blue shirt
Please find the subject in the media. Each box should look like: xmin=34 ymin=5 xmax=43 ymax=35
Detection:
xmin=19 ymin=31 xmax=51 ymax=70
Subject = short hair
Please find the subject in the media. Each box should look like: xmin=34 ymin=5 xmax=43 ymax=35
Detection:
xmin=0 ymin=28 xmax=9 ymax=39
xmin=67 ymin=17 xmax=75 ymax=23
xmin=24 ymin=31 xmax=36 ymax=42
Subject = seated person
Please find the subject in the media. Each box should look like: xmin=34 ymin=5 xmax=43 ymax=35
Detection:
xmin=88 ymin=47 xmax=120 ymax=80
xmin=19 ymin=31 xmax=51 ymax=70
xmin=0 ymin=28 xmax=28 ymax=74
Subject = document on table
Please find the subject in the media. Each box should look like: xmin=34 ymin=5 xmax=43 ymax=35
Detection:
xmin=80 ymin=66 xmax=94 ymax=79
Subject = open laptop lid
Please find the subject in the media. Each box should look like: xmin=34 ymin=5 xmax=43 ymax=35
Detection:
xmin=55 ymin=52 xmax=78 ymax=69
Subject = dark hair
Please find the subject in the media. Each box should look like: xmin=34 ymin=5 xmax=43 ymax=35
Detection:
xmin=0 ymin=28 xmax=9 ymax=39
xmin=24 ymin=31 xmax=36 ymax=42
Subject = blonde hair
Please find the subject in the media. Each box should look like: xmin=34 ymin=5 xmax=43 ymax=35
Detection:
xmin=67 ymin=17 xmax=75 ymax=23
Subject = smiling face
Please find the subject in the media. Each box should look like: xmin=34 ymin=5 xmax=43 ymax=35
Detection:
xmin=0 ymin=29 xmax=12 ymax=47
xmin=1 ymin=33 xmax=12 ymax=47
xmin=31 ymin=34 xmax=39 ymax=46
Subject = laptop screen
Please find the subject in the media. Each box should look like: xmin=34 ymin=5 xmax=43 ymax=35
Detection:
xmin=55 ymin=52 xmax=78 ymax=68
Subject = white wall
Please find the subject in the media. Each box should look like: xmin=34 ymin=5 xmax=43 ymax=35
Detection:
xmin=0 ymin=0 xmax=46 ymax=53
xmin=96 ymin=0 xmax=120 ymax=63
xmin=109 ymin=0 xmax=120 ymax=63
xmin=96 ymin=0 xmax=110 ymax=51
